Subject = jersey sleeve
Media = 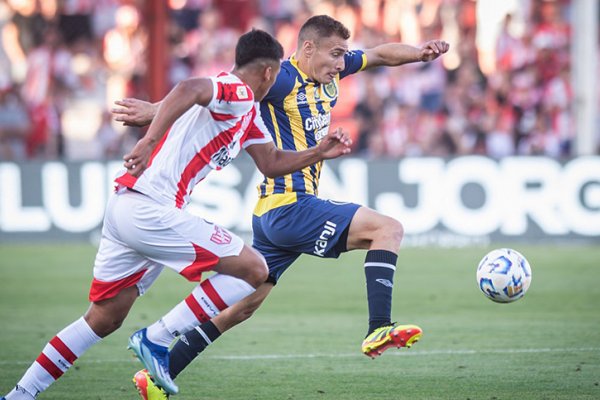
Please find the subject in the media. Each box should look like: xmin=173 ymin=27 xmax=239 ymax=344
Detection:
xmin=242 ymin=104 xmax=274 ymax=149
xmin=205 ymin=76 xmax=254 ymax=117
xmin=339 ymin=50 xmax=367 ymax=80
xmin=262 ymin=63 xmax=297 ymax=104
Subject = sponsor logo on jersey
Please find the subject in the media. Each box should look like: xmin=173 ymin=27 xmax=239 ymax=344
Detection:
xmin=296 ymin=92 xmax=308 ymax=105
xmin=315 ymin=127 xmax=328 ymax=141
xmin=304 ymin=112 xmax=330 ymax=132
xmin=210 ymin=113 xmax=251 ymax=169
xmin=314 ymin=220 xmax=337 ymax=257
xmin=211 ymin=146 xmax=233 ymax=169
xmin=210 ymin=225 xmax=232 ymax=245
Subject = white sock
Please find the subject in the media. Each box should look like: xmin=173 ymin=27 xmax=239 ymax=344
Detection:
xmin=159 ymin=274 xmax=255 ymax=341
xmin=145 ymin=319 xmax=175 ymax=348
xmin=4 ymin=385 xmax=35 ymax=400
xmin=11 ymin=317 xmax=101 ymax=398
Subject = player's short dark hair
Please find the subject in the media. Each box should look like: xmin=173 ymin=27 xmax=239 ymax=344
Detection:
xmin=298 ymin=15 xmax=351 ymax=43
xmin=235 ymin=29 xmax=284 ymax=68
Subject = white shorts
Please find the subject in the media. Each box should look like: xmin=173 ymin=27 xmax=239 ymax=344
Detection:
xmin=89 ymin=190 xmax=244 ymax=302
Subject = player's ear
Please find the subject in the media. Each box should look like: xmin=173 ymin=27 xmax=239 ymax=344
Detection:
xmin=303 ymin=40 xmax=315 ymax=57
xmin=264 ymin=65 xmax=273 ymax=81
xmin=263 ymin=60 xmax=279 ymax=82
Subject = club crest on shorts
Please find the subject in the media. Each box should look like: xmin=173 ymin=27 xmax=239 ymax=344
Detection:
xmin=210 ymin=226 xmax=232 ymax=245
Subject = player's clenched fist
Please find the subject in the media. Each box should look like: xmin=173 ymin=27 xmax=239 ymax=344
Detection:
xmin=419 ymin=40 xmax=450 ymax=62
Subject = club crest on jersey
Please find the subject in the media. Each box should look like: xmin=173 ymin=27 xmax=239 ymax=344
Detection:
xmin=236 ymin=86 xmax=249 ymax=100
xmin=210 ymin=225 xmax=232 ymax=245
xmin=321 ymin=81 xmax=338 ymax=100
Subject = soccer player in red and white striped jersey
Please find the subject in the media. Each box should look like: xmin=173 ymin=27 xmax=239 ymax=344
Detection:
xmin=2 ymin=29 xmax=352 ymax=400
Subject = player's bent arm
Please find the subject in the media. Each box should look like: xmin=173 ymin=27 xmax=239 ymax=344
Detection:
xmin=246 ymin=142 xmax=325 ymax=178
xmin=363 ymin=40 xmax=449 ymax=69
xmin=245 ymin=129 xmax=352 ymax=178
xmin=142 ymin=78 xmax=213 ymax=144
xmin=123 ymin=78 xmax=213 ymax=175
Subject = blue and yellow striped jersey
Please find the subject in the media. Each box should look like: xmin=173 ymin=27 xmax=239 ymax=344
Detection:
xmin=257 ymin=50 xmax=367 ymax=199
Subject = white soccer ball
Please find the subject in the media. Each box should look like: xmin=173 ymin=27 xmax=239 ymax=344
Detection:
xmin=476 ymin=248 xmax=532 ymax=303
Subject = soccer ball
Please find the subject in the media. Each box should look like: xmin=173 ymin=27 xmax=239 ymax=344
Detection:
xmin=476 ymin=248 xmax=532 ymax=303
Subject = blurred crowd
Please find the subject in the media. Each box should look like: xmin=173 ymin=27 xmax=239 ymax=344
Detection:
xmin=0 ymin=0 xmax=590 ymax=161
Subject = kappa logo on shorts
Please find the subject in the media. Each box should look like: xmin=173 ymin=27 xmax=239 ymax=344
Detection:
xmin=210 ymin=226 xmax=232 ymax=245
xmin=314 ymin=220 xmax=337 ymax=257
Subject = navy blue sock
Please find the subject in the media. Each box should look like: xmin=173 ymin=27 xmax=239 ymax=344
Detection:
xmin=169 ymin=320 xmax=221 ymax=379
xmin=364 ymin=250 xmax=397 ymax=335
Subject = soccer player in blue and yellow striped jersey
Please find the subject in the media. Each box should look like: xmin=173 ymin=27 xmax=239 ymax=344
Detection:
xmin=164 ymin=14 xmax=447 ymax=380
xmin=247 ymin=15 xmax=446 ymax=359
xmin=255 ymin=46 xmax=365 ymax=198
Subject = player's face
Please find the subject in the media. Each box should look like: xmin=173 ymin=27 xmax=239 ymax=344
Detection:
xmin=307 ymin=35 xmax=348 ymax=84
xmin=255 ymin=61 xmax=281 ymax=101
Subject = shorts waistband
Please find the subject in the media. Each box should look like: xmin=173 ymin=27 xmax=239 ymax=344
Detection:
xmin=253 ymin=193 xmax=298 ymax=217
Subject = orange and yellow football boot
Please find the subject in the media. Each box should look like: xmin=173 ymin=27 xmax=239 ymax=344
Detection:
xmin=361 ymin=323 xmax=422 ymax=358
xmin=133 ymin=369 xmax=169 ymax=400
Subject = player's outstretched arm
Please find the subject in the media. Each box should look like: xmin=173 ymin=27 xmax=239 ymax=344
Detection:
xmin=112 ymin=98 xmax=159 ymax=127
xmin=363 ymin=39 xmax=449 ymax=69
xmin=246 ymin=128 xmax=352 ymax=178
xmin=122 ymin=78 xmax=213 ymax=177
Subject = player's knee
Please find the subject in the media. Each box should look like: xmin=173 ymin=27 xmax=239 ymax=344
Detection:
xmin=84 ymin=310 xmax=125 ymax=338
xmin=378 ymin=217 xmax=404 ymax=249
xmin=246 ymin=251 xmax=268 ymax=288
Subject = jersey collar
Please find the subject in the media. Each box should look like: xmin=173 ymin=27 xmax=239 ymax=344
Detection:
xmin=289 ymin=53 xmax=313 ymax=83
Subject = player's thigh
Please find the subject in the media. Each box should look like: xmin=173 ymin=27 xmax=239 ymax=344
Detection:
xmin=346 ymin=206 xmax=403 ymax=251
xmin=252 ymin=196 xmax=357 ymax=264
xmin=109 ymin=191 xmax=245 ymax=281
xmin=139 ymin=212 xmax=245 ymax=281
xmin=91 ymin=232 xmax=165 ymax=301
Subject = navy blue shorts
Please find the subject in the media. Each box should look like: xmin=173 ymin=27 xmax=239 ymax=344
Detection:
xmin=252 ymin=194 xmax=361 ymax=284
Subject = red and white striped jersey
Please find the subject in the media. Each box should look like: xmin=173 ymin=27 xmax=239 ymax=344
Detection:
xmin=115 ymin=72 xmax=272 ymax=208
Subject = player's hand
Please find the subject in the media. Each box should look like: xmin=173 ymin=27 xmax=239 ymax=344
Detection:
xmin=123 ymin=137 xmax=157 ymax=177
xmin=419 ymin=40 xmax=449 ymax=62
xmin=112 ymin=98 xmax=156 ymax=127
xmin=318 ymin=127 xmax=353 ymax=159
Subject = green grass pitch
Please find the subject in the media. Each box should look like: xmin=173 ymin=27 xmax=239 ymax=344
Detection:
xmin=1 ymin=244 xmax=599 ymax=399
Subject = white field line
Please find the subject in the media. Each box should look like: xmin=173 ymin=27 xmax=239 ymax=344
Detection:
xmin=1 ymin=347 xmax=599 ymax=365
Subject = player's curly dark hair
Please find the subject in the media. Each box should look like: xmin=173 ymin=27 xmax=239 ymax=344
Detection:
xmin=235 ymin=29 xmax=284 ymax=68
xmin=298 ymin=15 xmax=351 ymax=43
